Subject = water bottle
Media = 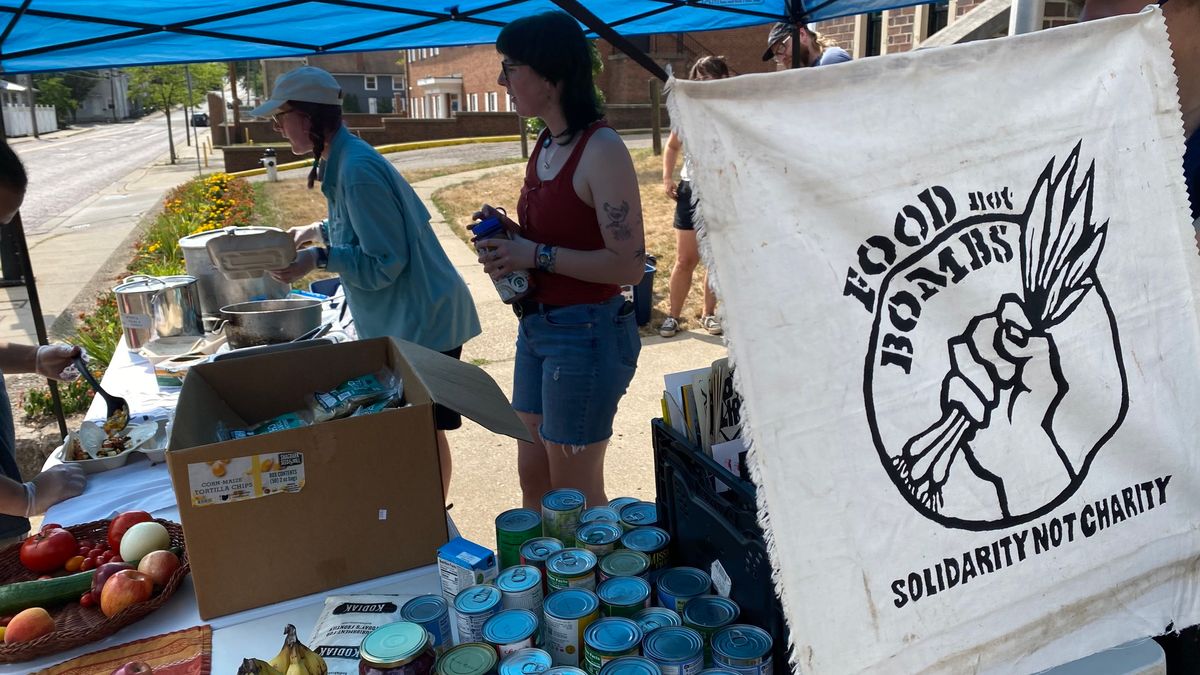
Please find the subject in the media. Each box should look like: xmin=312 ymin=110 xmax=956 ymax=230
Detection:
xmin=473 ymin=216 xmax=534 ymax=304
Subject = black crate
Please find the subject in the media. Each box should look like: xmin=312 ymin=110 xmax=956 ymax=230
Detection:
xmin=652 ymin=419 xmax=791 ymax=671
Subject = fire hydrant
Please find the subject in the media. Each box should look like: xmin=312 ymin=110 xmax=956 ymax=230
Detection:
xmin=261 ymin=148 xmax=278 ymax=182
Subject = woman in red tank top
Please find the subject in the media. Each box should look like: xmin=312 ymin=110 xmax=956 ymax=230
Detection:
xmin=471 ymin=11 xmax=646 ymax=510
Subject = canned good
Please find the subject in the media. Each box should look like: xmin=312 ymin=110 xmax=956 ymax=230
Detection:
xmin=497 ymin=508 xmax=544 ymax=570
xmin=582 ymin=618 xmax=643 ymax=675
xmin=483 ymin=609 xmax=541 ymax=658
xmin=498 ymin=564 xmax=545 ymax=616
xmin=500 ymin=648 xmax=555 ymax=675
xmin=598 ymin=656 xmax=662 ymax=675
xmin=474 ymin=216 xmax=535 ymax=303
xmin=598 ymin=550 xmax=651 ymax=582
xmin=454 ymin=584 xmax=503 ymax=644
xmin=544 ymin=588 xmax=601 ymax=668
xmin=545 ymin=669 xmax=589 ymax=675
xmin=543 ymin=489 xmax=586 ymax=546
xmin=546 ymin=548 xmax=598 ymax=592
xmin=400 ymin=594 xmax=453 ymax=655
xmin=521 ymin=537 xmax=565 ymax=593
xmin=697 ymin=671 xmax=739 ymax=675
xmin=607 ymin=497 xmax=639 ymax=513
xmin=618 ymin=502 xmax=657 ymax=531
xmin=577 ymin=522 xmax=623 ymax=558
xmin=436 ymin=642 xmax=500 ymax=675
xmin=642 ymin=626 xmax=705 ymax=675
xmin=656 ymin=568 xmax=712 ymax=614
xmin=359 ymin=621 xmax=437 ymax=675
xmin=710 ymin=626 xmax=772 ymax=675
xmin=619 ymin=528 xmax=670 ymax=575
xmin=596 ymin=576 xmax=651 ymax=618
xmin=580 ymin=507 xmax=621 ymax=525
xmin=680 ymin=596 xmax=740 ymax=665
xmin=632 ymin=607 xmax=682 ymax=634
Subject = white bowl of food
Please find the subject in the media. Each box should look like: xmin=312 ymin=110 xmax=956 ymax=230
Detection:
xmin=61 ymin=420 xmax=159 ymax=473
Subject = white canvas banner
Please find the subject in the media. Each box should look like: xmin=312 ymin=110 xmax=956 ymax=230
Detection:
xmin=668 ymin=9 xmax=1200 ymax=674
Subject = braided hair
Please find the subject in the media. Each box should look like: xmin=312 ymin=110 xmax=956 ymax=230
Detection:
xmin=287 ymin=100 xmax=343 ymax=189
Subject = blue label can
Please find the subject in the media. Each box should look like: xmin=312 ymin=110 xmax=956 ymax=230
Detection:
xmin=655 ymin=568 xmax=712 ymax=614
xmin=597 ymin=576 xmax=652 ymax=618
xmin=399 ymin=594 xmax=453 ymax=654
xmin=484 ymin=608 xmax=542 ymax=659
xmin=632 ymin=607 xmax=682 ymax=634
xmin=643 ymin=626 xmax=705 ymax=675
xmin=598 ymin=656 xmax=663 ymax=675
xmin=577 ymin=522 xmax=624 ymax=558
xmin=454 ymin=584 xmax=502 ymax=644
xmin=500 ymin=648 xmax=555 ymax=675
xmin=710 ymin=625 xmax=773 ymax=675
xmin=618 ymin=501 xmax=658 ymax=531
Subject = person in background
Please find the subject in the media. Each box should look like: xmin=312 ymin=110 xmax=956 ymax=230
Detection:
xmin=261 ymin=67 xmax=481 ymax=501
xmin=762 ymin=21 xmax=852 ymax=69
xmin=1078 ymin=1 xmax=1198 ymax=670
xmin=474 ymin=11 xmax=645 ymax=509
xmin=659 ymin=55 xmax=731 ymax=338
xmin=0 ymin=142 xmax=86 ymax=546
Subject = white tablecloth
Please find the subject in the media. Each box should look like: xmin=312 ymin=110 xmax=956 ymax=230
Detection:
xmin=29 ymin=330 xmax=443 ymax=674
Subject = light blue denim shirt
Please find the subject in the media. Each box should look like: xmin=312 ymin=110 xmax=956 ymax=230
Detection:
xmin=321 ymin=126 xmax=481 ymax=351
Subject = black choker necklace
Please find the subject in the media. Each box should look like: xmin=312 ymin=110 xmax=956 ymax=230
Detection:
xmin=543 ymin=128 xmax=574 ymax=147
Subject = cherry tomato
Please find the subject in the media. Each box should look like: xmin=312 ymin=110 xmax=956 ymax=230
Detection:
xmin=0 ymin=616 xmax=10 ymax=627
xmin=81 ymin=557 xmax=97 ymax=571
xmin=64 ymin=555 xmax=85 ymax=573
xmin=89 ymin=547 xmax=103 ymax=558
xmin=19 ymin=527 xmax=79 ymax=573
xmin=110 ymin=554 xmax=123 ymax=564
xmin=77 ymin=539 xmax=93 ymax=551
xmin=79 ymin=592 xmax=96 ymax=608
xmin=78 ymin=545 xmax=90 ymax=557
xmin=99 ymin=551 xmax=114 ymax=564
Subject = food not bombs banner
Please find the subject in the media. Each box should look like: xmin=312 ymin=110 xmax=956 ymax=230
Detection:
xmin=668 ymin=10 xmax=1200 ymax=674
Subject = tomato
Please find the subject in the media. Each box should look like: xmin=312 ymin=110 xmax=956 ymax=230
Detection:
xmin=78 ymin=545 xmax=90 ymax=557
xmin=19 ymin=527 xmax=79 ymax=573
xmin=106 ymin=512 xmax=153 ymax=554
xmin=81 ymin=558 xmax=97 ymax=571
xmin=89 ymin=547 xmax=103 ymax=559
xmin=64 ymin=555 xmax=85 ymax=573
xmin=39 ymin=523 xmax=61 ymax=532
xmin=79 ymin=592 xmax=96 ymax=608
xmin=110 ymin=554 xmax=123 ymax=564
xmin=99 ymin=551 xmax=114 ymax=564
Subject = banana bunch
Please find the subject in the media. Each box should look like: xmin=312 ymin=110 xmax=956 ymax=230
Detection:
xmin=238 ymin=624 xmax=328 ymax=675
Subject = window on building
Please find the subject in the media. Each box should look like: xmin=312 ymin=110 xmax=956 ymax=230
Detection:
xmin=486 ymin=92 xmax=498 ymax=112
xmin=433 ymin=48 xmax=440 ymax=56
xmin=420 ymin=48 xmax=428 ymax=59
xmin=364 ymin=75 xmax=378 ymax=91
xmin=392 ymin=76 xmax=404 ymax=90
xmin=469 ymin=93 xmax=478 ymax=111
xmin=506 ymin=95 xmax=513 ymax=112
xmin=926 ymin=1 xmax=949 ymax=36
xmin=865 ymin=12 xmax=883 ymax=56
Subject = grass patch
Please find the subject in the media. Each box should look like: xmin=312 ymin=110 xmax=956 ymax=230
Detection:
xmin=469 ymin=357 xmax=492 ymax=367
xmin=432 ymin=148 xmax=708 ymax=335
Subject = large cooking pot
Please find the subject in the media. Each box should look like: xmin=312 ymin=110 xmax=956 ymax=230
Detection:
xmin=218 ymin=298 xmax=322 ymax=349
xmin=113 ymin=275 xmax=204 ymax=350
xmin=179 ymin=227 xmax=290 ymax=324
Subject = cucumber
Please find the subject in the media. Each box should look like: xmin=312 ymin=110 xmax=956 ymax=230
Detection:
xmin=0 ymin=571 xmax=95 ymax=615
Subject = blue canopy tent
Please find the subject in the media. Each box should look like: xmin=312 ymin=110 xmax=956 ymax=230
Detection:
xmin=0 ymin=0 xmax=935 ymax=77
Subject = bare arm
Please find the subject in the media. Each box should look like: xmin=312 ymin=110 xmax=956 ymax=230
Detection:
xmin=663 ymin=130 xmax=683 ymax=200
xmin=0 ymin=343 xmax=39 ymax=374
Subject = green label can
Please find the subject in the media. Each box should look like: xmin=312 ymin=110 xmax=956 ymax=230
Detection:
xmin=598 ymin=550 xmax=651 ymax=583
xmin=582 ymin=618 xmax=643 ymax=675
xmin=620 ymin=527 xmax=670 ymax=575
xmin=547 ymin=548 xmax=598 ymax=592
xmin=497 ymin=508 xmax=543 ymax=570
xmin=597 ymin=576 xmax=652 ymax=618
xmin=681 ymin=596 xmax=740 ymax=665
xmin=577 ymin=522 xmax=623 ymax=559
xmin=542 ymin=489 xmax=586 ymax=546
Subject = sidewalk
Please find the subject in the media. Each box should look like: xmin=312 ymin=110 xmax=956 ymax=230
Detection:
xmin=0 ymin=130 xmax=726 ymax=549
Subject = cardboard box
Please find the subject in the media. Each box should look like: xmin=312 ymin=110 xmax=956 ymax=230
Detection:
xmin=167 ymin=338 xmax=529 ymax=619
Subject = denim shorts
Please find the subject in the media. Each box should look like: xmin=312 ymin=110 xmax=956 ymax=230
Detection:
xmin=512 ymin=295 xmax=641 ymax=446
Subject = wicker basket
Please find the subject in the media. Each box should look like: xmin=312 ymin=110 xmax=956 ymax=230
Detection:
xmin=0 ymin=518 xmax=190 ymax=664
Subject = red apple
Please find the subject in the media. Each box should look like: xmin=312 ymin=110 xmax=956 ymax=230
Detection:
xmin=136 ymin=550 xmax=181 ymax=588
xmin=4 ymin=607 xmax=54 ymax=643
xmin=100 ymin=570 xmax=153 ymax=618
xmin=111 ymin=661 xmax=153 ymax=675
xmin=91 ymin=561 xmax=134 ymax=599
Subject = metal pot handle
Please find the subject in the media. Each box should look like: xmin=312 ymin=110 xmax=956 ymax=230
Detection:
xmin=121 ymin=274 xmax=166 ymax=288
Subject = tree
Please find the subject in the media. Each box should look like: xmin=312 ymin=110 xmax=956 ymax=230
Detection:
xmin=379 ymin=97 xmax=394 ymax=114
xmin=343 ymin=93 xmax=361 ymax=114
xmin=30 ymin=77 xmax=77 ymax=125
xmin=128 ymin=65 xmax=187 ymax=163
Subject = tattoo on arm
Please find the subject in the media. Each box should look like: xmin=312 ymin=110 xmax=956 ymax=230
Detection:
xmin=603 ymin=201 xmax=632 ymax=241
xmin=634 ymin=247 xmax=646 ymax=263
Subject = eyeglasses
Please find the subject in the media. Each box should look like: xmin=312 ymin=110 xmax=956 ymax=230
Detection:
xmin=771 ymin=36 xmax=792 ymax=61
xmin=271 ymin=109 xmax=297 ymax=130
xmin=499 ymin=59 xmax=527 ymax=82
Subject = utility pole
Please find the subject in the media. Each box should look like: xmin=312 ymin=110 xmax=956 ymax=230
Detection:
xmin=109 ymin=69 xmax=118 ymax=122
xmin=1009 ymin=0 xmax=1045 ymax=34
xmin=22 ymin=75 xmax=37 ymax=139
xmin=186 ymin=65 xmax=202 ymax=176
xmin=228 ymin=62 xmax=241 ymax=145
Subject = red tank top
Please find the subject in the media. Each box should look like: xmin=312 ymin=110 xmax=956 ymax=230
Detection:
xmin=518 ymin=120 xmax=622 ymax=306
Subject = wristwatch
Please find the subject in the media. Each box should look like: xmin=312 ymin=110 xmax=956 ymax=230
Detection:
xmin=314 ymin=247 xmax=329 ymax=269
xmin=536 ymin=244 xmax=556 ymax=273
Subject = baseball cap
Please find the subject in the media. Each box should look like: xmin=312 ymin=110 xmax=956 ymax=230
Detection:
xmin=761 ymin=22 xmax=792 ymax=61
xmin=251 ymin=66 xmax=342 ymax=118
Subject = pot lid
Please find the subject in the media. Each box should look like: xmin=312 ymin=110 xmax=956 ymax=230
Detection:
xmin=201 ymin=227 xmax=296 ymax=281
